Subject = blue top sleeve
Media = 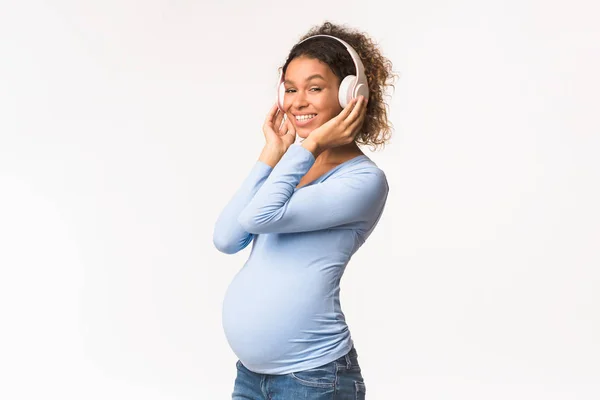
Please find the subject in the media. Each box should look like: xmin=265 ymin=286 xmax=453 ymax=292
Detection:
xmin=212 ymin=160 xmax=273 ymax=254
xmin=237 ymin=144 xmax=388 ymax=234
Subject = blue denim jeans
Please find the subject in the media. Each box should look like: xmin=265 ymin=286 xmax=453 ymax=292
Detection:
xmin=232 ymin=346 xmax=366 ymax=399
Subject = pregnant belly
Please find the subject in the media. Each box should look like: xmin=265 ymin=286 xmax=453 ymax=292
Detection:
xmin=222 ymin=264 xmax=339 ymax=368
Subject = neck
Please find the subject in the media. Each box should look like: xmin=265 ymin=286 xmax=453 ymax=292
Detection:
xmin=313 ymin=142 xmax=363 ymax=166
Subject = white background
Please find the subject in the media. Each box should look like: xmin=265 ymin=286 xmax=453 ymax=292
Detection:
xmin=1 ymin=0 xmax=599 ymax=399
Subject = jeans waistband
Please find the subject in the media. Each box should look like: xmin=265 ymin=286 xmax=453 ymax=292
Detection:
xmin=338 ymin=345 xmax=359 ymax=369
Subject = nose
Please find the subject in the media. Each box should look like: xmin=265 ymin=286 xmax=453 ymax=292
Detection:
xmin=289 ymin=89 xmax=309 ymax=111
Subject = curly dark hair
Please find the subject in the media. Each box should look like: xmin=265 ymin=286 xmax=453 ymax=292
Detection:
xmin=280 ymin=21 xmax=398 ymax=151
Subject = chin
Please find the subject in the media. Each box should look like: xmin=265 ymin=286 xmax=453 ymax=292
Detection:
xmin=297 ymin=129 xmax=312 ymax=139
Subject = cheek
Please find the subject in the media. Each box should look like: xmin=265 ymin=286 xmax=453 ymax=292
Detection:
xmin=320 ymin=91 xmax=339 ymax=109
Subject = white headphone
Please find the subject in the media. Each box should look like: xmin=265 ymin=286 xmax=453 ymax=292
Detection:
xmin=276 ymin=34 xmax=369 ymax=111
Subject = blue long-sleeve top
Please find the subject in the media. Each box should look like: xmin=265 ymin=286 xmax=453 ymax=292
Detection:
xmin=213 ymin=143 xmax=389 ymax=374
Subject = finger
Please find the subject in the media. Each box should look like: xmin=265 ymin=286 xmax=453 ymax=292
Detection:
xmin=338 ymin=97 xmax=358 ymax=121
xmin=338 ymin=97 xmax=361 ymax=128
xmin=265 ymin=103 xmax=279 ymax=124
xmin=346 ymin=97 xmax=366 ymax=123
xmin=359 ymin=97 xmax=368 ymax=118
xmin=347 ymin=96 xmax=366 ymax=124
xmin=264 ymin=104 xmax=280 ymax=134
xmin=285 ymin=111 xmax=298 ymax=131
xmin=345 ymin=96 xmax=365 ymax=123
xmin=348 ymin=110 xmax=365 ymax=133
xmin=348 ymin=100 xmax=367 ymax=134
xmin=282 ymin=121 xmax=296 ymax=145
xmin=285 ymin=117 xmax=296 ymax=137
xmin=275 ymin=110 xmax=285 ymax=133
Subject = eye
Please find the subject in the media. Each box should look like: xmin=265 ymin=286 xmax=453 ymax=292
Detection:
xmin=284 ymin=88 xmax=322 ymax=93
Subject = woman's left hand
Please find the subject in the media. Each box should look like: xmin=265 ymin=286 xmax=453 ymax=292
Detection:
xmin=306 ymin=95 xmax=368 ymax=153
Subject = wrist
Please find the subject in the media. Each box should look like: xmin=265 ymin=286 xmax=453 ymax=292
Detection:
xmin=259 ymin=145 xmax=285 ymax=168
xmin=301 ymin=137 xmax=323 ymax=159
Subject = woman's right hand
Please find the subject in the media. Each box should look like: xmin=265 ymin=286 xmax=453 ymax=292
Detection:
xmin=262 ymin=103 xmax=297 ymax=154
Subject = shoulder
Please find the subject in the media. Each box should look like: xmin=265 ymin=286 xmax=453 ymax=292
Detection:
xmin=332 ymin=158 xmax=389 ymax=202
xmin=338 ymin=157 xmax=388 ymax=187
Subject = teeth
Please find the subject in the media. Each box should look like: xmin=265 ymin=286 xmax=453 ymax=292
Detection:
xmin=296 ymin=114 xmax=316 ymax=121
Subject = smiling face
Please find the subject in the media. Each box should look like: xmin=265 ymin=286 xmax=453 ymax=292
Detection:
xmin=282 ymin=56 xmax=343 ymax=138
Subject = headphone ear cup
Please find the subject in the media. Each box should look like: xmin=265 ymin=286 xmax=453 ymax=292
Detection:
xmin=277 ymin=82 xmax=286 ymax=111
xmin=338 ymin=75 xmax=356 ymax=108
xmin=354 ymin=83 xmax=369 ymax=104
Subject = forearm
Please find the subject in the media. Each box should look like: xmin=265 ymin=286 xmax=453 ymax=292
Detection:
xmin=238 ymin=143 xmax=387 ymax=235
xmin=213 ymin=161 xmax=273 ymax=254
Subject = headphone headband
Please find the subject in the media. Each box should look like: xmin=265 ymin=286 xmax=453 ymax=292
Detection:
xmin=294 ymin=34 xmax=366 ymax=88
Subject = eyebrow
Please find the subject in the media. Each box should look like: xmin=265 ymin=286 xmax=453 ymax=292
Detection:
xmin=283 ymin=74 xmax=326 ymax=85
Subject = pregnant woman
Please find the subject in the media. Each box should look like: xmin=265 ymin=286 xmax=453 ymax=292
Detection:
xmin=213 ymin=21 xmax=397 ymax=399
